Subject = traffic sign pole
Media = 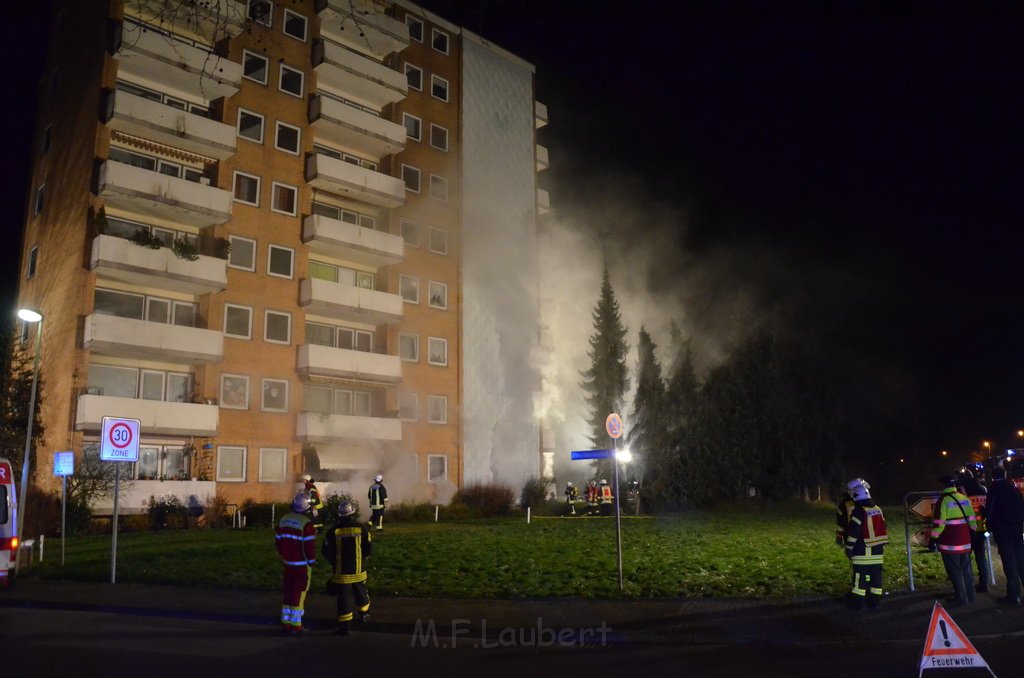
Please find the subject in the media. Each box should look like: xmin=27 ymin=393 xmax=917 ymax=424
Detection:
xmin=100 ymin=417 xmax=140 ymax=585
xmin=112 ymin=461 xmax=119 ymax=584
xmin=613 ymin=437 xmax=623 ymax=592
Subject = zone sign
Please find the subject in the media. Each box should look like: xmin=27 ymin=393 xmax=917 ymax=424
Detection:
xmin=100 ymin=416 xmax=141 ymax=462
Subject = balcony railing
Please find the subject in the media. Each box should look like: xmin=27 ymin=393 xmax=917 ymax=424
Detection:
xmin=95 ymin=159 xmax=233 ymax=228
xmin=536 ymin=145 xmax=549 ymax=172
xmin=83 ymin=313 xmax=224 ymax=364
xmin=316 ymin=0 xmax=409 ymax=58
xmin=76 ymin=394 xmax=219 ymax=437
xmin=91 ymin=479 xmax=216 ymax=516
xmin=311 ymin=38 xmax=407 ymax=110
xmin=296 ymin=411 xmax=402 ymax=442
xmin=305 ymin=153 xmax=405 ymax=208
xmin=538 ymin=188 xmax=551 ymax=215
xmin=102 ymin=90 xmax=236 ymax=160
xmin=535 ymin=101 xmax=549 ymax=128
xmin=91 ymin=234 xmax=227 ymax=295
xmin=297 ymin=344 xmax=402 ymax=383
xmin=302 ymin=214 xmax=403 ymax=268
xmin=299 ymin=278 xmax=403 ymax=325
xmin=308 ymin=93 xmax=405 ymax=159
xmin=117 ymin=21 xmax=242 ymax=102
xmin=123 ymin=1 xmax=247 ymax=44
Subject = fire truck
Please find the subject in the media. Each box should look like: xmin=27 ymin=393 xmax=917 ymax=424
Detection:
xmin=0 ymin=458 xmax=17 ymax=588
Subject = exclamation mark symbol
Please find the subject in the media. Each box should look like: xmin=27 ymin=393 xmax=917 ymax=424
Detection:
xmin=939 ymin=620 xmax=951 ymax=647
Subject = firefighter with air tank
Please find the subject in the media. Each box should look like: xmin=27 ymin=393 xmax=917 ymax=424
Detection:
xmin=842 ymin=478 xmax=889 ymax=610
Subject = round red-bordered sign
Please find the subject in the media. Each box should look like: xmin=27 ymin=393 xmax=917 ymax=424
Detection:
xmin=108 ymin=422 xmax=134 ymax=449
xmin=606 ymin=412 xmax=623 ymax=439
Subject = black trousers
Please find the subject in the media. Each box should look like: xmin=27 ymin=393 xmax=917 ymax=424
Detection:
xmin=849 ymin=562 xmax=883 ymax=609
xmin=971 ymin=530 xmax=990 ymax=588
xmin=941 ymin=552 xmax=974 ymax=603
xmin=370 ymin=508 xmax=385 ymax=529
xmin=334 ymin=581 xmax=370 ymax=631
xmin=994 ymin=531 xmax=1024 ymax=601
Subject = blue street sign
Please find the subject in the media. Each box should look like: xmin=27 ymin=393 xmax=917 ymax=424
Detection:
xmin=53 ymin=451 xmax=74 ymax=476
xmin=571 ymin=449 xmax=613 ymax=460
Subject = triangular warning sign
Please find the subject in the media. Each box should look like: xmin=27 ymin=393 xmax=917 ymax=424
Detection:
xmin=919 ymin=601 xmax=996 ymax=676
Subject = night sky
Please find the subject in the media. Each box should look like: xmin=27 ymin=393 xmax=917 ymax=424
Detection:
xmin=5 ymin=2 xmax=1024 ymax=482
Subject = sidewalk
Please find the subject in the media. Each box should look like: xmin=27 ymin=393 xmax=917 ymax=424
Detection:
xmin=4 ymin=576 xmax=1024 ymax=647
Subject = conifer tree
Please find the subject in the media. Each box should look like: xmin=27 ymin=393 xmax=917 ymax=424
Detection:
xmin=0 ymin=327 xmax=45 ymax=483
xmin=627 ymin=326 xmax=666 ymax=512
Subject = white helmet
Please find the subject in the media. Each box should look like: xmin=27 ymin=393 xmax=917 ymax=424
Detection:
xmin=301 ymin=474 xmax=312 ymax=482
xmin=337 ymin=500 xmax=356 ymax=517
xmin=847 ymin=479 xmax=871 ymax=502
xmin=566 ymin=481 xmax=573 ymax=487
xmin=600 ymin=479 xmax=608 ymax=485
xmin=292 ymin=492 xmax=312 ymax=512
xmin=374 ymin=474 xmax=383 ymax=483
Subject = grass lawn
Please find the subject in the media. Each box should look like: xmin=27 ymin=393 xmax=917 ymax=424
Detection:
xmin=30 ymin=503 xmax=952 ymax=599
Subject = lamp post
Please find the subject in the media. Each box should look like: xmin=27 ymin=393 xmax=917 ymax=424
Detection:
xmin=15 ymin=308 xmax=42 ymax=574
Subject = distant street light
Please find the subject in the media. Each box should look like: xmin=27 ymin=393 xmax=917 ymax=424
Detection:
xmin=941 ymin=450 xmax=949 ymax=457
xmin=1018 ymin=430 xmax=1023 ymax=438
xmin=983 ymin=441 xmax=991 ymax=456
xmin=15 ymin=308 xmax=43 ymax=574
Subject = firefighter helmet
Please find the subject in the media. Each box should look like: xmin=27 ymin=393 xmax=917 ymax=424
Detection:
xmin=374 ymin=474 xmax=383 ymax=483
xmin=337 ymin=500 xmax=356 ymax=517
xmin=566 ymin=481 xmax=573 ymax=487
xmin=292 ymin=492 xmax=312 ymax=512
xmin=301 ymin=474 xmax=312 ymax=482
xmin=600 ymin=479 xmax=608 ymax=485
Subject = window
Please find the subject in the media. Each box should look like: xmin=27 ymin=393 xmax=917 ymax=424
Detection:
xmin=406 ymin=14 xmax=423 ymax=42
xmin=428 ymin=281 xmax=447 ymax=309
xmin=271 ymin=182 xmax=297 ymax=215
xmin=41 ymin=125 xmax=52 ymax=155
xmin=405 ymin=63 xmax=422 ymax=91
xmin=279 ymin=64 xmax=304 ymax=97
xmin=428 ymin=454 xmax=447 ymax=482
xmin=26 ymin=246 xmax=38 ymax=279
xmin=136 ymin=444 xmax=188 ymax=481
xmin=311 ymin=202 xmax=376 ymax=229
xmin=398 ymin=392 xmax=418 ymax=421
xmin=237 ymin=109 xmax=264 ymax=143
xmin=265 ymin=310 xmax=291 ymax=344
xmin=402 ymin=164 xmax=420 ymax=193
xmin=217 ymin=446 xmax=247 ymax=482
xmin=429 ymin=227 xmax=448 ymax=255
xmin=283 ymin=9 xmax=306 ymax=40
xmin=431 ymin=75 xmax=449 ymax=102
xmin=224 ymin=304 xmax=253 ymax=339
xmin=229 ymin=236 xmax=256 ymax=271
xmin=400 ymin=275 xmax=419 ymax=303
xmin=86 ymin=365 xmax=192 ymax=403
xmin=94 ymin=288 xmax=197 ymax=326
xmin=428 ymin=337 xmax=448 ymax=366
xmin=259 ymin=448 xmax=288 ymax=482
xmin=220 ymin=374 xmax=250 ymax=409
xmin=401 ymin=220 xmax=419 ymax=247
xmin=432 ymin=28 xmax=449 ymax=54
xmin=268 ymin=244 xmax=294 ymax=278
xmin=33 ymin=185 xmax=44 ymax=215
xmin=403 ymin=113 xmax=421 ymax=141
xmin=399 ymin=332 xmax=419 ymax=362
xmin=275 ymin=121 xmax=301 ymax=155
xmin=428 ymin=396 xmax=448 ymax=424
xmin=243 ymin=50 xmax=269 ymax=84
xmin=262 ymin=378 xmax=289 ymax=412
xmin=306 ymin=322 xmax=372 ymax=351
xmin=248 ymin=0 xmax=272 ymax=26
xmin=429 ymin=174 xmax=448 ymax=202
xmin=429 ymin=123 xmax=448 ymax=151
xmin=233 ymin=171 xmax=260 ymax=206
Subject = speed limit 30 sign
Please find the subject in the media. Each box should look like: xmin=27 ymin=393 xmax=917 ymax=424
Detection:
xmin=100 ymin=416 xmax=141 ymax=462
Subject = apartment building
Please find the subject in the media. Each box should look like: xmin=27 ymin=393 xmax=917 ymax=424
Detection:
xmin=15 ymin=0 xmax=548 ymax=512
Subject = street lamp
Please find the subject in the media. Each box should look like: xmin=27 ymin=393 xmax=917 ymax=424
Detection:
xmin=15 ymin=308 xmax=42 ymax=574
xmin=983 ymin=441 xmax=991 ymax=457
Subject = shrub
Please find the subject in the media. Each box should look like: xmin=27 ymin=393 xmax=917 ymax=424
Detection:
xmin=23 ymin=486 xmax=59 ymax=538
xmin=519 ymin=476 xmax=554 ymax=509
xmin=147 ymin=495 xmax=188 ymax=530
xmin=453 ymin=483 xmax=515 ymax=517
xmin=65 ymin=497 xmax=93 ymax=536
xmin=203 ymin=494 xmax=233 ymax=528
xmin=385 ymin=501 xmax=440 ymax=523
xmin=243 ymin=501 xmax=291 ymax=528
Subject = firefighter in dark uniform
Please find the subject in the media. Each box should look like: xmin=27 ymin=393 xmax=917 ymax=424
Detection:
xmin=302 ymin=474 xmax=325 ymax=531
xmin=843 ymin=478 xmax=888 ymax=610
xmin=274 ymin=492 xmax=317 ymax=633
xmin=959 ymin=468 xmax=989 ymax=593
xmin=323 ymin=500 xmax=372 ymax=636
xmin=565 ymin=481 xmax=579 ymax=515
xmin=368 ymin=474 xmax=389 ymax=530
xmin=585 ymin=480 xmax=599 ymax=515
xmin=835 ymin=479 xmax=862 ymax=547
xmin=599 ymin=479 xmax=614 ymax=516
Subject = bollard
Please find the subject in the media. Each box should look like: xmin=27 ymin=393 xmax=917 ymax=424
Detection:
xmin=434 ymin=505 xmax=439 ymax=522
xmin=527 ymin=507 xmax=531 ymax=524
xmin=271 ymin=504 xmax=275 ymax=526
xmin=39 ymin=535 xmax=44 ymax=563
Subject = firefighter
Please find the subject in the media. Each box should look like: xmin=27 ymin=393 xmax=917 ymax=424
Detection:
xmin=585 ymin=480 xmax=599 ymax=515
xmin=958 ymin=468 xmax=989 ymax=593
xmin=564 ymin=481 xmax=579 ymax=515
xmin=274 ymin=492 xmax=317 ymax=634
xmin=931 ymin=475 xmax=979 ymax=607
xmin=368 ymin=474 xmax=389 ymax=530
xmin=843 ymin=478 xmax=888 ymax=609
xmin=302 ymin=474 xmax=325 ymax=531
xmin=323 ymin=500 xmax=372 ymax=636
xmin=599 ymin=478 xmax=614 ymax=516
xmin=984 ymin=466 xmax=1024 ymax=607
xmin=834 ymin=479 xmax=863 ymax=547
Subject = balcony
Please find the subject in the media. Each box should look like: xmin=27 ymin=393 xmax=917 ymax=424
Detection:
xmin=95 ymin=160 xmax=233 ymax=228
xmin=298 ymin=344 xmax=402 ymax=383
xmin=76 ymin=394 xmax=219 ymax=437
xmin=116 ymin=22 xmax=242 ymax=102
xmin=91 ymin=234 xmax=227 ymax=295
xmin=83 ymin=313 xmax=224 ymax=364
xmin=297 ymin=411 xmax=402 ymax=443
xmin=316 ymin=0 xmax=409 ymax=58
xmin=124 ymin=1 xmax=247 ymax=44
xmin=308 ymin=94 xmax=405 ymax=159
xmin=311 ymin=38 xmax=407 ymax=110
xmin=536 ymin=145 xmax=549 ymax=172
xmin=302 ymin=214 xmax=403 ymax=267
xmin=538 ymin=188 xmax=551 ymax=215
xmin=299 ymin=278 xmax=403 ymax=325
xmin=103 ymin=90 xmax=236 ymax=160
xmin=535 ymin=101 xmax=549 ymax=128
xmin=305 ymin=153 xmax=405 ymax=208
